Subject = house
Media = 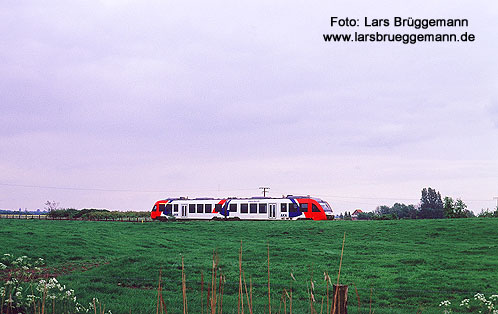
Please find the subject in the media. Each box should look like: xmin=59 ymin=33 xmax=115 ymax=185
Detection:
xmin=351 ymin=209 xmax=363 ymax=220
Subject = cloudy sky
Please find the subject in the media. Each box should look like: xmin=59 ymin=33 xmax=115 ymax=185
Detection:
xmin=1 ymin=0 xmax=497 ymax=213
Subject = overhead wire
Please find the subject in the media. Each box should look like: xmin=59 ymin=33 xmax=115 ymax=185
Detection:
xmin=1 ymin=182 xmax=495 ymax=204
xmin=0 ymin=182 xmax=255 ymax=194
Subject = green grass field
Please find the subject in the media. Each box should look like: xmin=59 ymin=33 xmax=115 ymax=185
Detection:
xmin=1 ymin=218 xmax=497 ymax=313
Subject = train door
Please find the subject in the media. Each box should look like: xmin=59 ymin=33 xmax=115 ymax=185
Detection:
xmin=181 ymin=204 xmax=187 ymax=218
xmin=269 ymin=203 xmax=276 ymax=219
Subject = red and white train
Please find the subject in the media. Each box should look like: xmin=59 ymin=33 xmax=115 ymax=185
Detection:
xmin=151 ymin=195 xmax=333 ymax=221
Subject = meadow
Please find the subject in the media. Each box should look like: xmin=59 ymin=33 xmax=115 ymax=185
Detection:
xmin=1 ymin=218 xmax=497 ymax=313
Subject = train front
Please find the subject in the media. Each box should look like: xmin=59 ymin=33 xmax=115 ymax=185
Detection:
xmin=150 ymin=200 xmax=164 ymax=220
xmin=316 ymin=198 xmax=334 ymax=220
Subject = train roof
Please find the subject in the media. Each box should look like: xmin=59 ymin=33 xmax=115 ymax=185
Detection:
xmin=161 ymin=195 xmax=325 ymax=201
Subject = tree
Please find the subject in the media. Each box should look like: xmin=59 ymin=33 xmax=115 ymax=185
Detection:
xmin=357 ymin=212 xmax=375 ymax=220
xmin=344 ymin=211 xmax=352 ymax=220
xmin=443 ymin=197 xmax=469 ymax=218
xmin=454 ymin=199 xmax=467 ymax=218
xmin=391 ymin=203 xmax=416 ymax=219
xmin=443 ymin=196 xmax=455 ymax=218
xmin=374 ymin=203 xmax=416 ymax=219
xmin=44 ymin=200 xmax=60 ymax=212
xmin=478 ymin=207 xmax=498 ymax=218
xmin=418 ymin=187 xmax=444 ymax=219
xmin=463 ymin=209 xmax=475 ymax=218
xmin=375 ymin=205 xmax=391 ymax=216
xmin=420 ymin=187 xmax=443 ymax=210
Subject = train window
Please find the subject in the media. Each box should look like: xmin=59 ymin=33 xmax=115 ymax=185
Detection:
xmin=241 ymin=203 xmax=248 ymax=213
xmin=319 ymin=202 xmax=332 ymax=212
xmin=205 ymin=204 xmax=212 ymax=213
xmin=173 ymin=204 xmax=178 ymax=212
xmin=312 ymin=204 xmax=320 ymax=212
xmin=259 ymin=204 xmax=267 ymax=214
xmin=230 ymin=203 xmax=237 ymax=212
xmin=159 ymin=204 xmax=165 ymax=212
xmin=197 ymin=204 xmax=204 ymax=213
xmin=166 ymin=204 xmax=172 ymax=214
xmin=250 ymin=204 xmax=257 ymax=213
xmin=189 ymin=204 xmax=195 ymax=213
xmin=289 ymin=203 xmax=298 ymax=213
xmin=281 ymin=203 xmax=287 ymax=212
xmin=152 ymin=205 xmax=157 ymax=212
xmin=301 ymin=203 xmax=309 ymax=212
xmin=215 ymin=204 xmax=222 ymax=212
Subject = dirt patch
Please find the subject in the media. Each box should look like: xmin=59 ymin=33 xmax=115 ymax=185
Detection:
xmin=117 ymin=282 xmax=155 ymax=290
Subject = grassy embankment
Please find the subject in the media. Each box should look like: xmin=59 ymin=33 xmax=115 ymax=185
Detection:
xmin=1 ymin=218 xmax=497 ymax=313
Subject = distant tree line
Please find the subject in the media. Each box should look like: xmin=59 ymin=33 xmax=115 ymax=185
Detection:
xmin=477 ymin=208 xmax=498 ymax=218
xmin=356 ymin=187 xmax=497 ymax=220
xmin=42 ymin=201 xmax=150 ymax=219
xmin=47 ymin=208 xmax=150 ymax=220
xmin=338 ymin=212 xmax=353 ymax=220
xmin=0 ymin=209 xmax=47 ymax=215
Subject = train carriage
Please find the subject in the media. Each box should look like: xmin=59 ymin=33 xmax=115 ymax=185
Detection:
xmin=151 ymin=195 xmax=333 ymax=221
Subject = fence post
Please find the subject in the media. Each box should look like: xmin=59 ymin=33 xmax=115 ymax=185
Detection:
xmin=332 ymin=284 xmax=348 ymax=314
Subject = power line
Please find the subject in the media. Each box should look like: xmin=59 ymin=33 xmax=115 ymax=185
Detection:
xmin=1 ymin=182 xmax=495 ymax=203
xmin=316 ymin=194 xmax=494 ymax=202
xmin=0 ymin=183 xmax=255 ymax=194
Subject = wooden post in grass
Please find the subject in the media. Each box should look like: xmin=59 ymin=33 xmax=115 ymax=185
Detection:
xmin=331 ymin=232 xmax=346 ymax=314
xmin=331 ymin=285 xmax=348 ymax=314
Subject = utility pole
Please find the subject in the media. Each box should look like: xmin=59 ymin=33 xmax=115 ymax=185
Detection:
xmin=494 ymin=196 xmax=498 ymax=208
xmin=260 ymin=187 xmax=270 ymax=197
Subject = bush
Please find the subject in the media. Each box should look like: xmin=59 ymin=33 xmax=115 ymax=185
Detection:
xmin=46 ymin=208 xmax=150 ymax=220
xmin=1 ymin=254 xmax=112 ymax=314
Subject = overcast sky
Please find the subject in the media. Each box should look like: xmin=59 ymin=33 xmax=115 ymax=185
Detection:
xmin=1 ymin=0 xmax=497 ymax=213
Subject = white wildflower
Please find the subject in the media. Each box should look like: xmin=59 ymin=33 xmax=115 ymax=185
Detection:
xmin=475 ymin=293 xmax=486 ymax=302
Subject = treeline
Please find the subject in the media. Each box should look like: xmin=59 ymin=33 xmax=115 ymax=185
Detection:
xmin=0 ymin=209 xmax=47 ymax=215
xmin=48 ymin=208 xmax=150 ymax=220
xmin=356 ymin=187 xmax=498 ymax=220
